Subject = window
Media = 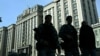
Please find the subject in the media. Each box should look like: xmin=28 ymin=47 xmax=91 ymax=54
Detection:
xmin=74 ymin=22 xmax=79 ymax=27
xmin=64 ymin=0 xmax=67 ymax=3
xmin=74 ymin=15 xmax=78 ymax=19
xmin=72 ymin=0 xmax=76 ymax=2
xmin=34 ymin=16 xmax=36 ymax=27
xmin=65 ymin=13 xmax=69 ymax=17
xmin=34 ymin=7 xmax=37 ymax=10
xmin=57 ymin=2 xmax=60 ymax=7
xmin=58 ymin=10 xmax=61 ymax=15
xmin=64 ymin=2 xmax=68 ymax=6
xmin=73 ymin=3 xmax=77 ymax=9
xmin=58 ymin=18 xmax=62 ymax=30
xmin=65 ymin=8 xmax=68 ymax=11
xmin=48 ymin=9 xmax=51 ymax=15
xmin=58 ymin=15 xmax=61 ymax=19
xmin=64 ymin=0 xmax=68 ymax=9
xmin=57 ymin=6 xmax=61 ymax=11
xmin=44 ymin=11 xmax=47 ymax=15
xmin=73 ymin=9 xmax=77 ymax=14
xmin=97 ymin=41 xmax=99 ymax=46
xmin=94 ymin=30 xmax=98 ymax=36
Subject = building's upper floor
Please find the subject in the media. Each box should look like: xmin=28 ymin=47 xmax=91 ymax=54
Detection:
xmin=17 ymin=5 xmax=43 ymax=22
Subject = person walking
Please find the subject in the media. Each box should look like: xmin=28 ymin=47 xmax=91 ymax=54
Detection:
xmin=59 ymin=16 xmax=79 ymax=56
xmin=79 ymin=21 xmax=96 ymax=56
xmin=34 ymin=15 xmax=60 ymax=56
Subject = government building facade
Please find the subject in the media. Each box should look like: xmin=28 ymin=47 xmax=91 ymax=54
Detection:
xmin=0 ymin=0 xmax=99 ymax=56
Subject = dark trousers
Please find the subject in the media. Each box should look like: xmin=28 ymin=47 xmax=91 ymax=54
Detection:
xmin=81 ymin=48 xmax=96 ymax=56
xmin=65 ymin=48 xmax=80 ymax=56
xmin=38 ymin=48 xmax=56 ymax=56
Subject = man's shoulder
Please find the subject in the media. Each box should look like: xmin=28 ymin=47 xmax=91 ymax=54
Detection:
xmin=38 ymin=24 xmax=44 ymax=27
xmin=39 ymin=23 xmax=44 ymax=26
xmin=62 ymin=24 xmax=73 ymax=27
xmin=85 ymin=25 xmax=93 ymax=29
xmin=62 ymin=24 xmax=67 ymax=27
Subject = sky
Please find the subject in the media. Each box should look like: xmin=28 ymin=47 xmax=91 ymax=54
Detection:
xmin=0 ymin=0 xmax=100 ymax=27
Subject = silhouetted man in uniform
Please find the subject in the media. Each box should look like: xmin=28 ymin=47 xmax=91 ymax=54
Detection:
xmin=79 ymin=21 xmax=96 ymax=56
xmin=34 ymin=15 xmax=60 ymax=56
xmin=59 ymin=16 xmax=79 ymax=56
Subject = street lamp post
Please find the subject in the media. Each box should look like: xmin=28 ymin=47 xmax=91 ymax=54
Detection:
xmin=0 ymin=17 xmax=2 ymax=22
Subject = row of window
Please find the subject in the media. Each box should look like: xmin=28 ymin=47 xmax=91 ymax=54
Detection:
xmin=71 ymin=0 xmax=79 ymax=28
xmin=57 ymin=2 xmax=62 ymax=30
xmin=56 ymin=0 xmax=79 ymax=29
xmin=64 ymin=0 xmax=69 ymax=17
xmin=7 ymin=29 xmax=13 ymax=51
xmin=16 ymin=17 xmax=36 ymax=47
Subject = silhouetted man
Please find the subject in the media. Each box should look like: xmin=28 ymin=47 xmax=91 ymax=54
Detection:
xmin=34 ymin=15 xmax=60 ymax=56
xmin=79 ymin=21 xmax=96 ymax=56
xmin=59 ymin=16 xmax=79 ymax=56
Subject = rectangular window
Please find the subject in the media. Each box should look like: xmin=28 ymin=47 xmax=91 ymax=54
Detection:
xmin=72 ymin=3 xmax=77 ymax=9
xmin=57 ymin=10 xmax=61 ymax=15
xmin=73 ymin=9 xmax=77 ymax=14
xmin=64 ymin=0 xmax=67 ymax=2
xmin=44 ymin=11 xmax=47 ymax=15
xmin=48 ymin=9 xmax=51 ymax=15
xmin=74 ymin=22 xmax=79 ymax=27
xmin=57 ymin=2 xmax=60 ymax=7
xmin=74 ymin=15 xmax=78 ymax=19
xmin=57 ymin=6 xmax=61 ymax=11
xmin=72 ymin=0 xmax=76 ymax=2
xmin=97 ymin=41 xmax=99 ymax=46
xmin=65 ymin=13 xmax=69 ymax=17
xmin=94 ymin=30 xmax=98 ymax=36
xmin=58 ymin=19 xmax=62 ymax=30
xmin=34 ymin=16 xmax=36 ymax=27
xmin=65 ymin=8 xmax=68 ymax=11
xmin=64 ymin=2 xmax=68 ymax=6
